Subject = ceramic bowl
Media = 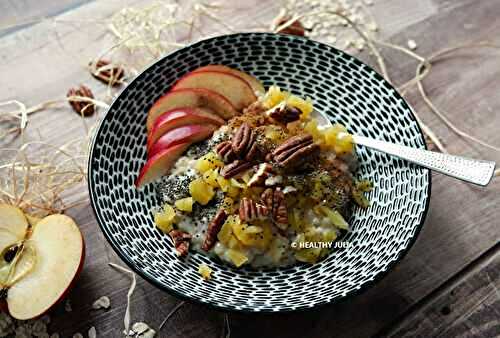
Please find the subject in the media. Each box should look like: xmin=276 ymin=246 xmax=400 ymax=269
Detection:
xmin=88 ymin=33 xmax=431 ymax=312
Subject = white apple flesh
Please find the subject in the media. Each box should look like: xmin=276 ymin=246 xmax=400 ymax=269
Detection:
xmin=5 ymin=214 xmax=84 ymax=320
xmin=172 ymin=71 xmax=257 ymax=111
xmin=0 ymin=204 xmax=29 ymax=242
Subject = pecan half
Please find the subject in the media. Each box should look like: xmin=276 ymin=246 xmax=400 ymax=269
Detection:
xmin=247 ymin=163 xmax=276 ymax=187
xmin=261 ymin=188 xmax=288 ymax=229
xmin=275 ymin=16 xmax=306 ymax=36
xmin=67 ymin=85 xmax=95 ymax=117
xmin=269 ymin=105 xmax=302 ymax=124
xmin=220 ymin=160 xmax=253 ymax=179
xmin=215 ymin=141 xmax=236 ymax=163
xmin=261 ymin=188 xmax=274 ymax=211
xmin=168 ymin=230 xmax=192 ymax=257
xmin=271 ymin=134 xmax=320 ymax=170
xmin=239 ymin=197 xmax=269 ymax=223
xmin=245 ymin=139 xmax=261 ymax=161
xmin=202 ymin=209 xmax=228 ymax=251
xmin=232 ymin=123 xmax=254 ymax=156
xmin=89 ymin=59 xmax=125 ymax=87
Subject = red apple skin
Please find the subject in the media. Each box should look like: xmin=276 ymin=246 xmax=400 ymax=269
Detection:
xmin=135 ymin=142 xmax=191 ymax=187
xmin=172 ymin=71 xmax=257 ymax=111
xmin=5 ymin=224 xmax=85 ymax=319
xmin=148 ymin=124 xmax=217 ymax=157
xmin=147 ymin=107 xmax=224 ymax=151
xmin=193 ymin=65 xmax=265 ymax=95
xmin=146 ymin=88 xmax=237 ymax=131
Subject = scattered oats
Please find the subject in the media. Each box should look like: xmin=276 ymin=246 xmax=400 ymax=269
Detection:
xmin=88 ymin=326 xmax=96 ymax=338
xmin=73 ymin=334 xmax=83 ymax=338
xmin=92 ymin=296 xmax=111 ymax=310
xmin=367 ymin=22 xmax=378 ymax=31
xmin=407 ymin=39 xmax=418 ymax=50
xmin=50 ymin=334 xmax=60 ymax=338
xmin=39 ymin=333 xmax=50 ymax=338
xmin=131 ymin=322 xmax=149 ymax=334
xmin=318 ymin=28 xmax=329 ymax=36
xmin=140 ymin=329 xmax=156 ymax=338
xmin=326 ymin=36 xmax=337 ymax=44
xmin=354 ymin=38 xmax=365 ymax=51
xmin=130 ymin=322 xmax=156 ymax=337
xmin=282 ymin=0 xmax=379 ymax=52
xmin=65 ymin=299 xmax=73 ymax=312
xmin=283 ymin=186 xmax=298 ymax=194
xmin=265 ymin=175 xmax=283 ymax=186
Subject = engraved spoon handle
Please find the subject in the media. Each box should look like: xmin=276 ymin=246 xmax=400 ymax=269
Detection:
xmin=353 ymin=135 xmax=496 ymax=186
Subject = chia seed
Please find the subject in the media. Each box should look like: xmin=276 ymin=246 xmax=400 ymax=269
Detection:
xmin=156 ymin=173 xmax=195 ymax=204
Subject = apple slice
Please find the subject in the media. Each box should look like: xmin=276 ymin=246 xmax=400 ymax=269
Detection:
xmin=172 ymin=71 xmax=257 ymax=111
xmin=147 ymin=88 xmax=237 ymax=131
xmin=148 ymin=124 xmax=217 ymax=156
xmin=0 ymin=204 xmax=29 ymax=253
xmin=194 ymin=65 xmax=265 ymax=95
xmin=135 ymin=142 xmax=191 ymax=187
xmin=6 ymin=214 xmax=84 ymax=320
xmin=147 ymin=107 xmax=224 ymax=151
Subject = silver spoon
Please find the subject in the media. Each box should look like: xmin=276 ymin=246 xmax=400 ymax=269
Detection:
xmin=315 ymin=113 xmax=496 ymax=186
xmin=352 ymin=134 xmax=496 ymax=186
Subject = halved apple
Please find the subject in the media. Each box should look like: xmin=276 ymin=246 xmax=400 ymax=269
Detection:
xmin=4 ymin=214 xmax=84 ymax=320
xmin=148 ymin=124 xmax=217 ymax=156
xmin=194 ymin=65 xmax=265 ymax=95
xmin=147 ymin=107 xmax=224 ymax=151
xmin=135 ymin=142 xmax=191 ymax=187
xmin=172 ymin=71 xmax=257 ymax=111
xmin=0 ymin=204 xmax=29 ymax=260
xmin=146 ymin=88 xmax=237 ymax=131
xmin=0 ymin=206 xmax=27 ymax=315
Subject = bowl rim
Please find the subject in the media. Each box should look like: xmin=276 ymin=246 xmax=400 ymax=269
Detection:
xmin=87 ymin=32 xmax=432 ymax=313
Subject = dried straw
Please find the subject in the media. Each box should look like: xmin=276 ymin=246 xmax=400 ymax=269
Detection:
xmin=158 ymin=301 xmax=185 ymax=330
xmin=109 ymin=263 xmax=137 ymax=336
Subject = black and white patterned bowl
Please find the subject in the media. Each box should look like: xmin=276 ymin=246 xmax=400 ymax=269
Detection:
xmin=88 ymin=33 xmax=431 ymax=312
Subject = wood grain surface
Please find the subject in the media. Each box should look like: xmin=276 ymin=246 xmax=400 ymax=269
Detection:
xmin=0 ymin=0 xmax=499 ymax=337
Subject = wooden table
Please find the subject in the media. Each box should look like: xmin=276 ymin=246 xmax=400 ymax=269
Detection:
xmin=1 ymin=0 xmax=499 ymax=337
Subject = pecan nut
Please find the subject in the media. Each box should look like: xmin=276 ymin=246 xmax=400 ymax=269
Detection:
xmin=245 ymin=139 xmax=261 ymax=161
xmin=67 ymin=85 xmax=95 ymax=117
xmin=89 ymin=59 xmax=125 ymax=87
xmin=271 ymin=134 xmax=320 ymax=170
xmin=215 ymin=141 xmax=236 ymax=163
xmin=232 ymin=123 xmax=256 ymax=156
xmin=202 ymin=209 xmax=228 ymax=251
xmin=261 ymin=188 xmax=288 ymax=229
xmin=168 ymin=230 xmax=192 ymax=257
xmin=269 ymin=105 xmax=302 ymax=124
xmin=239 ymin=197 xmax=269 ymax=223
xmin=261 ymin=188 xmax=274 ymax=211
xmin=247 ymin=163 xmax=278 ymax=187
xmin=220 ymin=160 xmax=253 ymax=179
